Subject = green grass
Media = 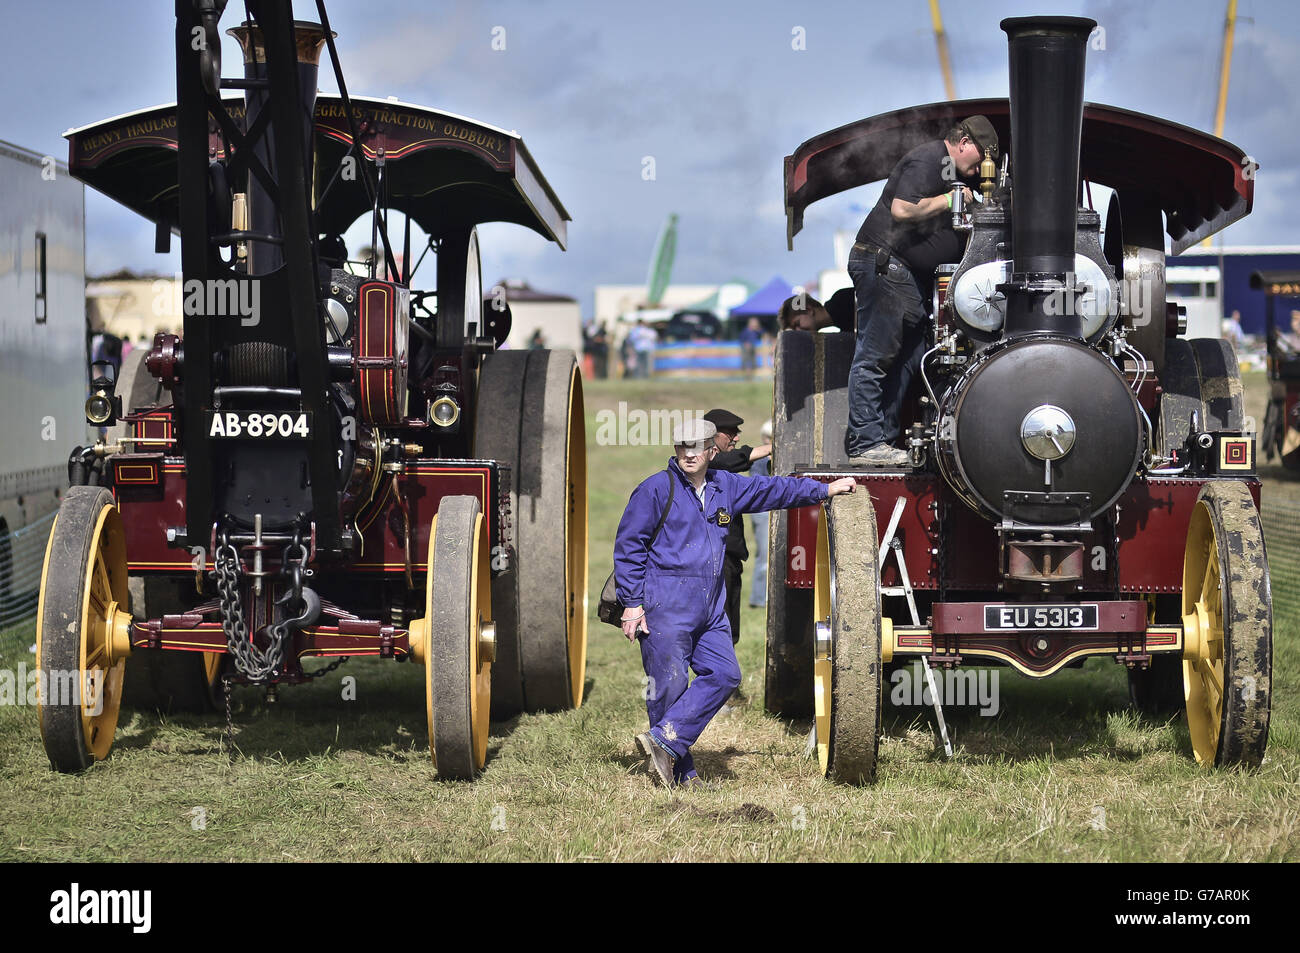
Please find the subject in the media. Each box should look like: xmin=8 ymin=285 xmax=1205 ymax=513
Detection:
xmin=0 ymin=374 xmax=1296 ymax=862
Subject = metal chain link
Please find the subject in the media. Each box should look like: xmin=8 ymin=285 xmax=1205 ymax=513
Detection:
xmin=223 ymin=674 xmax=235 ymax=755
xmin=300 ymin=655 xmax=350 ymax=679
xmin=215 ymin=542 xmax=289 ymax=684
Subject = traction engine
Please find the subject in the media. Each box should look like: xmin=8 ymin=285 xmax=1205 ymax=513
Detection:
xmin=38 ymin=0 xmax=587 ymax=778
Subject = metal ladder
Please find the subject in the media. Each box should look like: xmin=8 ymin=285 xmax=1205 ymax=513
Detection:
xmin=879 ymin=496 xmax=953 ymax=758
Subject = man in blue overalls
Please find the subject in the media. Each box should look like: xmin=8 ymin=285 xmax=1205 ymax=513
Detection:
xmin=615 ymin=418 xmax=857 ymax=787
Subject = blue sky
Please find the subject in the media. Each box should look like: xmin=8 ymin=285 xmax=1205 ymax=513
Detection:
xmin=3 ymin=0 xmax=1297 ymax=316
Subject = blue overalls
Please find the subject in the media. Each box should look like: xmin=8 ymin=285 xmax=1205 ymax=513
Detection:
xmin=614 ymin=458 xmax=829 ymax=783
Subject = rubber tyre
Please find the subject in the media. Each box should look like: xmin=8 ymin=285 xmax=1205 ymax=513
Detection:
xmin=36 ymin=486 xmax=129 ymax=773
xmin=426 ymin=496 xmax=492 ymax=780
xmin=1181 ymin=481 xmax=1271 ymax=768
xmin=816 ymin=492 xmax=883 ymax=784
xmin=474 ymin=349 xmax=587 ymax=714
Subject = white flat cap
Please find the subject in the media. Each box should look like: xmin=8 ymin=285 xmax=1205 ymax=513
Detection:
xmin=672 ymin=418 xmax=717 ymax=447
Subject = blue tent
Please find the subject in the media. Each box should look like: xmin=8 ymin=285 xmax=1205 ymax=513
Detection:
xmin=729 ymin=275 xmax=796 ymax=317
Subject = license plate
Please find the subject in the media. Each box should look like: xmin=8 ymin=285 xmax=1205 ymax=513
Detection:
xmin=206 ymin=411 xmax=311 ymax=439
xmin=983 ymin=604 xmax=1098 ymax=631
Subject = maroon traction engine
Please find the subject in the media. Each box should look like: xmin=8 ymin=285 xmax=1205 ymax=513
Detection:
xmin=37 ymin=2 xmax=587 ymax=779
xmin=767 ymin=17 xmax=1271 ymax=783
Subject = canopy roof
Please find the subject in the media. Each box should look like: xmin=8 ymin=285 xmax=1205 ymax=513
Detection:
xmin=65 ymin=94 xmax=570 ymax=248
xmin=730 ymin=276 xmax=795 ymax=317
xmin=784 ymin=98 xmax=1254 ymax=256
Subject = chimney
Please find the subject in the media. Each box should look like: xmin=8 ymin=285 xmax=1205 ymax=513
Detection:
xmin=999 ymin=16 xmax=1096 ymax=337
xmin=227 ymin=20 xmax=331 ymax=275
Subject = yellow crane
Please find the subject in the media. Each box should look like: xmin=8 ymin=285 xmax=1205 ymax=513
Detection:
xmin=1203 ymin=0 xmax=1238 ymax=247
xmin=929 ymin=0 xmax=957 ymax=101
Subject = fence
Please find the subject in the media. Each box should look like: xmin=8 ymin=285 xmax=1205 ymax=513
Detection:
xmin=1261 ymin=495 xmax=1300 ymax=610
xmin=0 ymin=509 xmax=55 ymax=662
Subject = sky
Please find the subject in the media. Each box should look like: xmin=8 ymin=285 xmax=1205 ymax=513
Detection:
xmin=3 ymin=0 xmax=1298 ymax=317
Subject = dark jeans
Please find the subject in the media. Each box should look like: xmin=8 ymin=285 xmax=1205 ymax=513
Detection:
xmin=723 ymin=555 xmax=743 ymax=645
xmin=845 ymin=252 xmax=928 ymax=456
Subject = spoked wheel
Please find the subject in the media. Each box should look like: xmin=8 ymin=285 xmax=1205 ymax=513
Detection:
xmin=1181 ymin=481 xmax=1271 ymax=768
xmin=812 ymin=491 xmax=882 ymax=784
xmin=37 ymin=486 xmax=133 ymax=772
xmin=408 ymin=496 xmax=494 ymax=780
xmin=474 ymin=349 xmax=588 ymax=713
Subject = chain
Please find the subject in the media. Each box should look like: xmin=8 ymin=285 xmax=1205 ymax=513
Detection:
xmin=300 ymin=655 xmax=350 ymax=679
xmin=215 ymin=541 xmax=289 ymax=684
xmin=223 ymin=674 xmax=235 ymax=755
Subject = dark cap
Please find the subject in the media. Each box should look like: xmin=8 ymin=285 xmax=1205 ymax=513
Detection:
xmin=959 ymin=115 xmax=999 ymax=161
xmin=703 ymin=408 xmax=744 ymax=432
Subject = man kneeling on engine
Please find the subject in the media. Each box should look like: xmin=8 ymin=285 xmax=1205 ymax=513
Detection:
xmin=845 ymin=115 xmax=998 ymax=466
xmin=614 ymin=418 xmax=856 ymax=787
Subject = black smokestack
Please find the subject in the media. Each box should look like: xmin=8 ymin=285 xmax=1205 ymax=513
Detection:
xmin=1000 ymin=15 xmax=1096 ymax=337
xmin=228 ymin=20 xmax=330 ymax=275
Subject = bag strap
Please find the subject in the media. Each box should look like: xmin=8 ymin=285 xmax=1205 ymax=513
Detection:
xmin=647 ymin=469 xmax=675 ymax=547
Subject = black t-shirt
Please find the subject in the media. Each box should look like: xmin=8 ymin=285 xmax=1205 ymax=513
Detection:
xmin=709 ymin=446 xmax=753 ymax=561
xmin=856 ymin=140 xmax=974 ymax=297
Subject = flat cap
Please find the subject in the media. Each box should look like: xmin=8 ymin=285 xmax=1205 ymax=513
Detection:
xmin=959 ymin=115 xmax=999 ymax=161
xmin=672 ymin=417 xmax=717 ymax=447
xmin=703 ymin=408 xmax=744 ymax=432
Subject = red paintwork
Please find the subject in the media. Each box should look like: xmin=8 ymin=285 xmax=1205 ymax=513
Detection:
xmin=352 ymin=465 xmax=493 ymax=572
xmin=128 ymin=619 xmax=412 ymax=659
xmin=784 ymin=472 xmax=1262 ymax=596
xmin=115 ymin=458 xmax=493 ymax=573
xmin=1114 ymin=477 xmax=1224 ymax=593
xmin=356 ymin=280 xmax=405 ymax=425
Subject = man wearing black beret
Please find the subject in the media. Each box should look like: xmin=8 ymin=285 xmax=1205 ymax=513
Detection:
xmin=704 ymin=408 xmax=771 ymax=703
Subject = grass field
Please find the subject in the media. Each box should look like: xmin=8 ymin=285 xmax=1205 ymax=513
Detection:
xmin=0 ymin=372 xmax=1296 ymax=862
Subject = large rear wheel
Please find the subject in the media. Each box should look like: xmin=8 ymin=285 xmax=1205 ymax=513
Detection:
xmin=474 ymin=349 xmax=587 ymax=713
xmin=37 ymin=486 xmax=133 ymax=772
xmin=813 ymin=492 xmax=882 ymax=784
xmin=1181 ymin=481 xmax=1271 ymax=768
xmin=763 ymin=511 xmax=814 ymax=716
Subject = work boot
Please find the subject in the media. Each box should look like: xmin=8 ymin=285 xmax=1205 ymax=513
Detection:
xmin=849 ymin=444 xmax=909 ymax=467
xmin=635 ymin=732 xmax=676 ymax=788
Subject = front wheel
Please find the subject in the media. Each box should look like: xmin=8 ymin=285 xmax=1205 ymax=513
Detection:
xmin=813 ymin=492 xmax=883 ymax=784
xmin=1180 ymin=481 xmax=1271 ymax=767
xmin=37 ymin=486 xmax=133 ymax=772
xmin=409 ymin=495 xmax=494 ymax=780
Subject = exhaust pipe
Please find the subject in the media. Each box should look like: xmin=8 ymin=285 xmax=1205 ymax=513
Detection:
xmin=999 ymin=15 xmax=1096 ymax=337
xmin=227 ymin=20 xmax=331 ymax=275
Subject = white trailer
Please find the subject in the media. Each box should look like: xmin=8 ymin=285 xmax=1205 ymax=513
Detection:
xmin=0 ymin=140 xmax=87 ymax=631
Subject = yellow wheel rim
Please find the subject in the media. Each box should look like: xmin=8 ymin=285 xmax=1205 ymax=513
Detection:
xmin=421 ymin=508 xmax=493 ymax=772
xmin=565 ymin=364 xmax=589 ymax=708
xmin=469 ymin=511 xmax=492 ymax=767
xmin=37 ymin=500 xmax=130 ymax=762
xmin=813 ymin=506 xmax=832 ymax=776
xmin=80 ymin=504 xmax=129 ymax=759
xmin=1182 ymin=499 xmax=1225 ymax=765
